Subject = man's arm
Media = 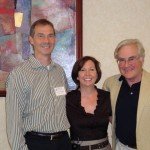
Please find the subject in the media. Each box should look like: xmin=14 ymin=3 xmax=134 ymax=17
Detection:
xmin=5 ymin=72 xmax=28 ymax=150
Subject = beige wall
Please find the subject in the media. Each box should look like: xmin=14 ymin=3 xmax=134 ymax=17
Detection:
xmin=83 ymin=0 xmax=150 ymax=87
xmin=1 ymin=1 xmax=150 ymax=149
xmin=0 ymin=98 xmax=10 ymax=149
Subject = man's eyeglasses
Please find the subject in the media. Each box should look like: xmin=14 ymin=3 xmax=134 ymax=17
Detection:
xmin=117 ymin=55 xmax=141 ymax=66
xmin=35 ymin=33 xmax=55 ymax=39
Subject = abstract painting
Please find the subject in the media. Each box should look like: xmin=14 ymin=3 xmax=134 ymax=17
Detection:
xmin=0 ymin=0 xmax=32 ymax=95
xmin=31 ymin=0 xmax=80 ymax=89
xmin=0 ymin=0 xmax=15 ymax=36
xmin=0 ymin=0 xmax=82 ymax=96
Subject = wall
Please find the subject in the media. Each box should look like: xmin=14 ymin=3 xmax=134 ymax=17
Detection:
xmin=0 ymin=98 xmax=10 ymax=149
xmin=83 ymin=0 xmax=150 ymax=88
xmin=1 ymin=1 xmax=150 ymax=149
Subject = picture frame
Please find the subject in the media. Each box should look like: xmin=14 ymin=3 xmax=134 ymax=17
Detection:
xmin=0 ymin=0 xmax=82 ymax=97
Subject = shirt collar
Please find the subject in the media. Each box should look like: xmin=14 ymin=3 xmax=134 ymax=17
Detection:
xmin=119 ymin=75 xmax=125 ymax=81
xmin=118 ymin=75 xmax=141 ymax=87
xmin=29 ymin=55 xmax=55 ymax=69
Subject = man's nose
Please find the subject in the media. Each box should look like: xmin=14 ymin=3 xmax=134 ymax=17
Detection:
xmin=124 ymin=60 xmax=130 ymax=67
xmin=43 ymin=36 xmax=49 ymax=42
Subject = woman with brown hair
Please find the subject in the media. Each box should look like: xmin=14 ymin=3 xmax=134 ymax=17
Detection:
xmin=66 ymin=56 xmax=112 ymax=150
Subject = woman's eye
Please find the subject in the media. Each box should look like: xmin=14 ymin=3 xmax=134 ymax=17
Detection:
xmin=80 ymin=69 xmax=85 ymax=71
xmin=90 ymin=68 xmax=95 ymax=71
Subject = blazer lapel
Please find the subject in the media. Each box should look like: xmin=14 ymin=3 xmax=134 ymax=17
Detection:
xmin=112 ymin=82 xmax=122 ymax=112
xmin=112 ymin=77 xmax=122 ymax=124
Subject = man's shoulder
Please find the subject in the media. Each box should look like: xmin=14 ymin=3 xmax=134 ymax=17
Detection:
xmin=52 ymin=61 xmax=64 ymax=71
xmin=6 ymin=60 xmax=30 ymax=86
xmin=53 ymin=62 xmax=62 ymax=68
xmin=105 ymin=74 xmax=121 ymax=82
xmin=103 ymin=74 xmax=121 ymax=90
xmin=142 ymin=70 xmax=150 ymax=82
xmin=143 ymin=70 xmax=150 ymax=77
xmin=12 ymin=59 xmax=30 ymax=73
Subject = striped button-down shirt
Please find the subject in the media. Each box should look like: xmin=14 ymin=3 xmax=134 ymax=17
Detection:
xmin=5 ymin=55 xmax=70 ymax=150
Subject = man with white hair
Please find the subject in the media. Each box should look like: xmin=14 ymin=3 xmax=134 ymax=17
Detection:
xmin=103 ymin=39 xmax=150 ymax=150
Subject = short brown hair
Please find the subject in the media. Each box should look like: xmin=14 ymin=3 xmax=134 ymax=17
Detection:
xmin=30 ymin=19 xmax=55 ymax=37
xmin=72 ymin=56 xmax=101 ymax=86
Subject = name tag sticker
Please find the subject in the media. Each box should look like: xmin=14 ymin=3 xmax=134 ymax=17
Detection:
xmin=54 ymin=87 xmax=66 ymax=96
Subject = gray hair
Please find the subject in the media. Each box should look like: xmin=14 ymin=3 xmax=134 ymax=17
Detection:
xmin=114 ymin=39 xmax=145 ymax=59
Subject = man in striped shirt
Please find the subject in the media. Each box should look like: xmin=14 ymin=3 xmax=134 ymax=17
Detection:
xmin=6 ymin=19 xmax=71 ymax=150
